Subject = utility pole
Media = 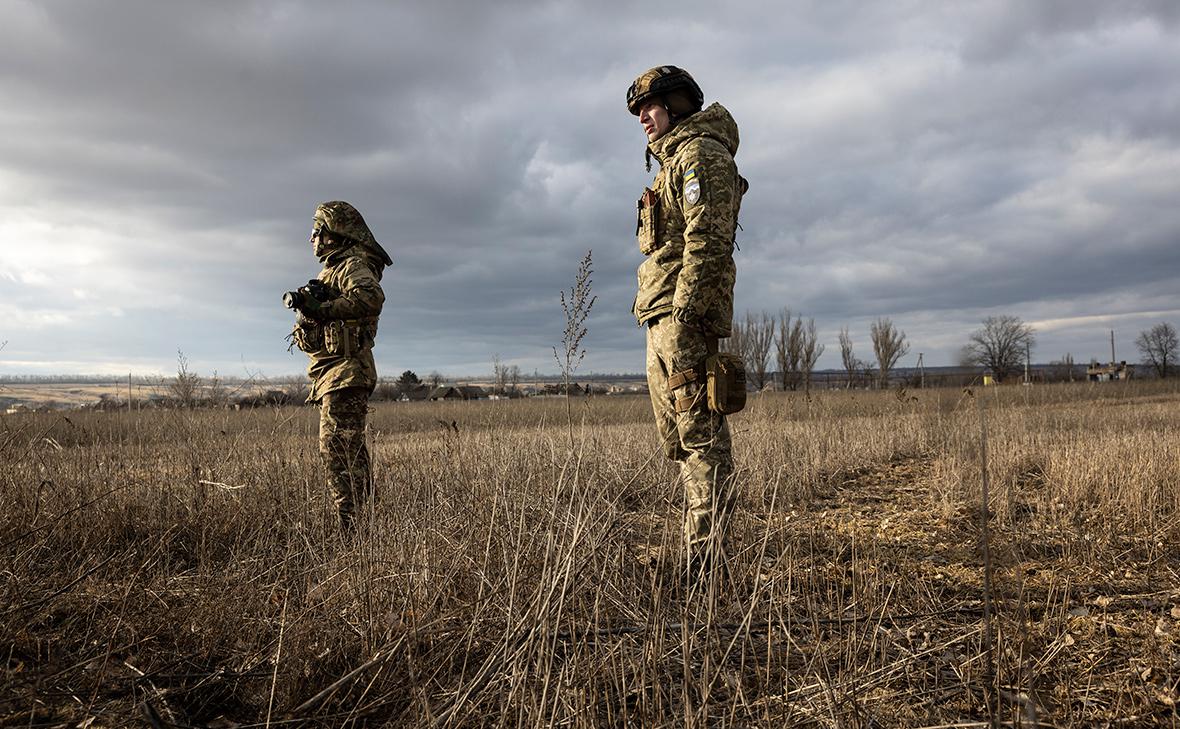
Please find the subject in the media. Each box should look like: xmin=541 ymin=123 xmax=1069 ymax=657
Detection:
xmin=917 ymin=352 xmax=925 ymax=388
xmin=1025 ymin=341 xmax=1031 ymax=384
xmin=1110 ymin=329 xmax=1116 ymax=365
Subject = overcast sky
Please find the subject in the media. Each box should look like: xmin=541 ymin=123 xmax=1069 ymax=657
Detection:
xmin=2 ymin=0 xmax=1178 ymax=379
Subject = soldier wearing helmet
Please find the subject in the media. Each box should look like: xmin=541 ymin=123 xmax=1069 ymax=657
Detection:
xmin=286 ymin=200 xmax=391 ymax=535
xmin=627 ymin=66 xmax=747 ymax=580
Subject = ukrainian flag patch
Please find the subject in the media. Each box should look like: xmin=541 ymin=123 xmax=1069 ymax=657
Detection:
xmin=683 ymin=167 xmax=702 ymax=204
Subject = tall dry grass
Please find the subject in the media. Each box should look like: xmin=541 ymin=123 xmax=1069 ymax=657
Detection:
xmin=2 ymin=380 xmax=1179 ymax=726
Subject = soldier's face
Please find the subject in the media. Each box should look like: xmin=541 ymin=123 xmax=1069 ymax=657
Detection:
xmin=639 ymin=101 xmax=671 ymax=142
xmin=311 ymin=226 xmax=328 ymax=257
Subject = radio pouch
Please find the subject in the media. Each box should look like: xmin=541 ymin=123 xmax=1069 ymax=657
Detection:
xmin=636 ymin=187 xmax=661 ymax=255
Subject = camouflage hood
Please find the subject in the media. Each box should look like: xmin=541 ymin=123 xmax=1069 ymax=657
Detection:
xmin=314 ymin=201 xmax=393 ymax=271
xmin=649 ymin=103 xmax=740 ymax=166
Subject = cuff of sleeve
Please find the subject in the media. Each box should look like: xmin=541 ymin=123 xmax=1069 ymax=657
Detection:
xmin=672 ymin=290 xmax=712 ymax=319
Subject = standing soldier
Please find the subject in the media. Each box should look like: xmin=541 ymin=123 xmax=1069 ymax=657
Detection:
xmin=627 ymin=66 xmax=747 ymax=578
xmin=285 ymin=201 xmax=392 ymax=534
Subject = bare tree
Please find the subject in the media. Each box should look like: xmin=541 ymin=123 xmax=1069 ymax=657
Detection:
xmin=838 ymin=326 xmax=862 ymax=388
xmin=508 ymin=364 xmax=521 ymax=391
xmin=870 ymin=318 xmax=909 ymax=389
xmin=1048 ymin=353 xmax=1076 ymax=383
xmin=799 ymin=318 xmax=825 ymax=393
xmin=964 ymin=315 xmax=1035 ymax=382
xmin=492 ymin=353 xmax=507 ymax=394
xmin=722 ymin=317 xmax=749 ymax=360
xmin=745 ymin=311 xmax=775 ymax=391
xmin=1136 ymin=322 xmax=1178 ymax=378
xmin=428 ymin=371 xmax=444 ymax=389
xmin=775 ymin=310 xmax=802 ymax=391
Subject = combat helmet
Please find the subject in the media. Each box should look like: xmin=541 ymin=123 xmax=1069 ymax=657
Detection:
xmin=313 ymin=201 xmax=393 ymax=266
xmin=626 ymin=65 xmax=704 ymax=117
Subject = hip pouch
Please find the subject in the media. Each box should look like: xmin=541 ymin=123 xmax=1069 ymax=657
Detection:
xmin=705 ymin=352 xmax=747 ymax=415
xmin=636 ymin=187 xmax=661 ymax=255
xmin=292 ymin=323 xmax=324 ymax=353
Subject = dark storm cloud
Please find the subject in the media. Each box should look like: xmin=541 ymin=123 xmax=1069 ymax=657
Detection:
xmin=1 ymin=0 xmax=1178 ymax=377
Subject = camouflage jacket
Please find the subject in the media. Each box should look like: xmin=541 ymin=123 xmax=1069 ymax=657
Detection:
xmin=295 ymin=245 xmax=386 ymax=402
xmin=633 ymin=103 xmax=745 ymax=337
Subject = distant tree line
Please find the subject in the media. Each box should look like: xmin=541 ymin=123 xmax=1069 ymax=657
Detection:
xmin=724 ymin=312 xmax=911 ymax=391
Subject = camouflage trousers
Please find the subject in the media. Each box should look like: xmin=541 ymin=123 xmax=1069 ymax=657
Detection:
xmin=646 ymin=316 xmax=735 ymax=557
xmin=319 ymin=386 xmax=373 ymax=529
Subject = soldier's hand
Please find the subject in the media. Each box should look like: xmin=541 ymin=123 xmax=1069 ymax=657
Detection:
xmin=297 ymin=295 xmax=326 ymax=319
xmin=672 ymin=307 xmax=698 ymax=326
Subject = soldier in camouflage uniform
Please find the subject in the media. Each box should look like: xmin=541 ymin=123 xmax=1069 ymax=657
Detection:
xmin=627 ymin=66 xmax=747 ymax=574
xmin=288 ymin=201 xmax=392 ymax=533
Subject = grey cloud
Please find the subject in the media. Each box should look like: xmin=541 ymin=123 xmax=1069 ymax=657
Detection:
xmin=1 ymin=1 xmax=1178 ymax=376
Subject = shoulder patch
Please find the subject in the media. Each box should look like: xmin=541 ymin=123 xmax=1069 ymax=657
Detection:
xmin=683 ymin=167 xmax=702 ymax=205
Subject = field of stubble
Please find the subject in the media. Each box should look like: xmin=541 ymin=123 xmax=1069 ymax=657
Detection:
xmin=2 ymin=381 xmax=1179 ymax=727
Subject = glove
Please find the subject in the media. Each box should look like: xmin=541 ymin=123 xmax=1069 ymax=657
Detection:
xmin=283 ymin=281 xmax=330 ymax=319
xmin=297 ymin=295 xmax=326 ymax=320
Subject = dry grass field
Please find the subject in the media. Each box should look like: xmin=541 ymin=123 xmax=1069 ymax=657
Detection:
xmin=2 ymin=381 xmax=1179 ymax=727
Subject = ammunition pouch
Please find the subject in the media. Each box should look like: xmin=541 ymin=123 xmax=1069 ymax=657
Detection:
xmin=323 ymin=318 xmax=377 ymax=357
xmin=636 ymin=187 xmax=661 ymax=255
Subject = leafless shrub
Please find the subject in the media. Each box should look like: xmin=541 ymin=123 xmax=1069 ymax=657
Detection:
xmin=554 ymin=250 xmax=596 ymax=446
xmin=168 ymin=349 xmax=201 ymax=407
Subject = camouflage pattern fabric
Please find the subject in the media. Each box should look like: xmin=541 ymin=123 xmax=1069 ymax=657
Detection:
xmin=296 ymin=242 xmax=386 ymax=403
xmin=633 ymin=103 xmax=744 ymax=338
xmin=319 ymin=386 xmax=372 ymax=529
xmin=314 ymin=200 xmax=393 ymax=266
xmin=626 ymin=65 xmax=703 ymax=116
xmin=646 ymin=316 xmax=735 ymax=555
